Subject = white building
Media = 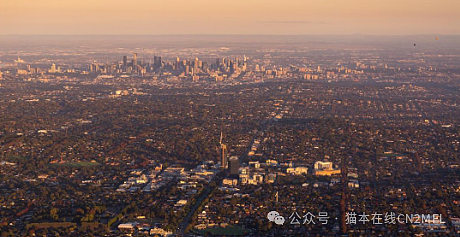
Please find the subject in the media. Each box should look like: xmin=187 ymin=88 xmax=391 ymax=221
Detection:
xmin=223 ymin=178 xmax=238 ymax=186
xmin=287 ymin=167 xmax=308 ymax=175
xmin=314 ymin=161 xmax=341 ymax=176
xmin=150 ymin=227 xmax=173 ymax=236
xmin=314 ymin=161 xmax=333 ymax=171
xmin=118 ymin=222 xmax=138 ymax=231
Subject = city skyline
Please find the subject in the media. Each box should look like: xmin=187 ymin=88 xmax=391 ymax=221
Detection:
xmin=2 ymin=1 xmax=460 ymax=236
xmin=1 ymin=0 xmax=460 ymax=35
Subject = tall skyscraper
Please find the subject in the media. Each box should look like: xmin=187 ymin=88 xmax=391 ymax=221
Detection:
xmin=228 ymin=156 xmax=239 ymax=176
xmin=122 ymin=56 xmax=127 ymax=72
xmin=175 ymin=57 xmax=180 ymax=71
xmin=229 ymin=61 xmax=235 ymax=74
xmin=89 ymin=62 xmax=98 ymax=74
xmin=133 ymin=53 xmax=138 ymax=68
xmin=132 ymin=53 xmax=138 ymax=73
xmin=216 ymin=58 xmax=220 ymax=70
xmin=153 ymin=56 xmax=162 ymax=70
xmin=185 ymin=65 xmax=190 ymax=75
xmin=220 ymin=131 xmax=228 ymax=169
xmin=50 ymin=63 xmax=58 ymax=73
xmin=194 ymin=57 xmax=199 ymax=74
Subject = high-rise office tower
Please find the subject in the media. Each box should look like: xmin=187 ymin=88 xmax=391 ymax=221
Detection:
xmin=132 ymin=53 xmax=138 ymax=73
xmin=228 ymin=156 xmax=239 ymax=176
xmin=194 ymin=57 xmax=199 ymax=74
xmin=202 ymin=62 xmax=208 ymax=71
xmin=216 ymin=58 xmax=220 ymax=70
xmin=220 ymin=144 xmax=228 ymax=169
xmin=185 ymin=65 xmax=190 ymax=75
xmin=153 ymin=56 xmax=162 ymax=70
xmin=133 ymin=53 xmax=138 ymax=68
xmin=89 ymin=62 xmax=98 ymax=74
xmin=220 ymin=131 xmax=228 ymax=169
xmin=123 ymin=56 xmax=127 ymax=71
xmin=175 ymin=57 xmax=180 ymax=70
xmin=229 ymin=61 xmax=235 ymax=74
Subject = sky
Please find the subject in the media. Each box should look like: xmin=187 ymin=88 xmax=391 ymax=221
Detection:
xmin=1 ymin=0 xmax=459 ymax=35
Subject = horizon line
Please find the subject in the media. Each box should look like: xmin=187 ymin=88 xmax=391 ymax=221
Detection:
xmin=1 ymin=34 xmax=458 ymax=37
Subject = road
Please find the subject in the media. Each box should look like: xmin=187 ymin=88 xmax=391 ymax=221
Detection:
xmin=177 ymin=177 xmax=221 ymax=236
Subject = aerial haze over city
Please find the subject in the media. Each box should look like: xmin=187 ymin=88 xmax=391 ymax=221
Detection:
xmin=1 ymin=1 xmax=460 ymax=237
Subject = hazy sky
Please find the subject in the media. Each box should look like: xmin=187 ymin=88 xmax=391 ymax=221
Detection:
xmin=1 ymin=0 xmax=459 ymax=35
